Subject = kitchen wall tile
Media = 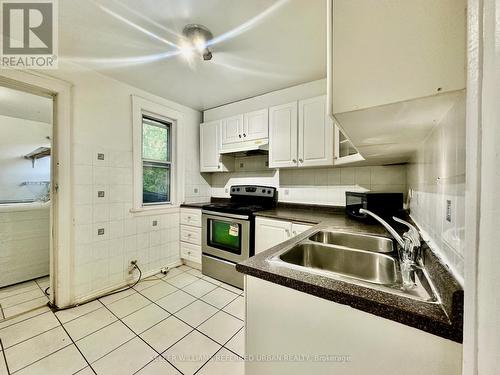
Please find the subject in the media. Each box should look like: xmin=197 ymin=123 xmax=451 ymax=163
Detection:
xmin=408 ymin=92 xmax=465 ymax=283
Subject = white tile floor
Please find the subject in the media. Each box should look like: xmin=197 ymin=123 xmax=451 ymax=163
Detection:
xmin=0 ymin=265 xmax=245 ymax=375
xmin=0 ymin=277 xmax=50 ymax=320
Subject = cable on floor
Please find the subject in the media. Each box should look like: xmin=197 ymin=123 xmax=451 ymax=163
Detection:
xmin=48 ymin=263 xmax=142 ymax=312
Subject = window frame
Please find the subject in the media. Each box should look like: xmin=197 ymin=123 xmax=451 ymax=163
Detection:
xmin=132 ymin=95 xmax=184 ymax=213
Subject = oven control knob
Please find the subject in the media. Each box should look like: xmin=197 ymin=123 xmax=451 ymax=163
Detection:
xmin=267 ymin=190 xmax=272 ymax=194
xmin=262 ymin=189 xmax=266 ymax=193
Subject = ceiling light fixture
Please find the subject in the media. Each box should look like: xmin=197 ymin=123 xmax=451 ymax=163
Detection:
xmin=181 ymin=24 xmax=213 ymax=61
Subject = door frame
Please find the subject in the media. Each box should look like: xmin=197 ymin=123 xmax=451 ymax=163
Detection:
xmin=0 ymin=70 xmax=72 ymax=308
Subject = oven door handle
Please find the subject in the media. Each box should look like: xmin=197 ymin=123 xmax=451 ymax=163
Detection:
xmin=202 ymin=210 xmax=250 ymax=220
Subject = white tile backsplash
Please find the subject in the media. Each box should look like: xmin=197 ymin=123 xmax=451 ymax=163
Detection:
xmin=407 ymin=91 xmax=465 ymax=283
xmin=278 ymin=165 xmax=407 ymax=206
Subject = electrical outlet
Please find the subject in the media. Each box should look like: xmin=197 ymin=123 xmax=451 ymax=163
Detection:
xmin=284 ymin=189 xmax=289 ymax=196
xmin=446 ymin=200 xmax=452 ymax=223
xmin=193 ymin=187 xmax=199 ymax=194
xmin=128 ymin=259 xmax=137 ymax=274
xmin=152 ymin=220 xmax=158 ymax=227
xmin=239 ymin=162 xmax=244 ymax=168
xmin=97 ymin=228 xmax=105 ymax=235
xmin=97 ymin=191 xmax=105 ymax=198
xmin=97 ymin=153 xmax=105 ymax=160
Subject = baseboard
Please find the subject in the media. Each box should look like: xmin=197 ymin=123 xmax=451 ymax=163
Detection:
xmin=182 ymin=259 xmax=201 ymax=270
xmin=63 ymin=259 xmax=183 ymax=308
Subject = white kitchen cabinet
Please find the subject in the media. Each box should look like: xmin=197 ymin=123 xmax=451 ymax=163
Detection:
xmin=268 ymin=102 xmax=298 ymax=168
xmin=269 ymin=96 xmax=335 ymax=168
xmin=244 ymin=108 xmax=268 ymax=141
xmin=200 ymin=121 xmax=233 ymax=172
xmin=298 ymin=95 xmax=334 ymax=167
xmin=180 ymin=208 xmax=202 ymax=266
xmin=291 ymin=222 xmax=312 ymax=236
xmin=246 ymin=276 xmax=462 ymax=375
xmin=221 ymin=114 xmax=244 ymax=145
xmin=255 ymin=217 xmax=312 ymax=254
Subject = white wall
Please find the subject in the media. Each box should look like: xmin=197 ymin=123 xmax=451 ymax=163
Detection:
xmin=0 ymin=115 xmax=51 ymax=202
xmin=45 ymin=63 xmax=206 ymax=301
xmin=407 ymin=92 xmax=466 ymax=283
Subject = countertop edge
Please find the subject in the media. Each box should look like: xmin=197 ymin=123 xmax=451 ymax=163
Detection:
xmin=236 ymin=262 xmax=462 ymax=343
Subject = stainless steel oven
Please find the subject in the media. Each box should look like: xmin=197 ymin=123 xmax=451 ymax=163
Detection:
xmin=202 ymin=210 xmax=251 ymax=288
xmin=201 ymin=185 xmax=277 ymax=289
xmin=202 ymin=211 xmax=251 ymax=263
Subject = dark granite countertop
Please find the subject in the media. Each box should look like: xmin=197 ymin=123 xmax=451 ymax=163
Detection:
xmin=180 ymin=202 xmax=208 ymax=209
xmin=237 ymin=203 xmax=463 ymax=343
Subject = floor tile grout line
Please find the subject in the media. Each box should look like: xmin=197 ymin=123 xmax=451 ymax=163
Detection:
xmin=97 ymin=300 xmax=186 ymax=375
xmin=8 ymin=342 xmax=74 ymax=374
xmin=0 ymin=282 xmax=41 ymax=301
xmin=53 ymin=313 xmax=97 ymax=375
xmin=0 ymin=292 xmax=49 ymax=311
xmin=0 ymin=337 xmax=11 ymax=375
xmin=0 ymin=308 xmax=50 ymax=332
xmin=0 ymin=318 xmax=61 ymax=350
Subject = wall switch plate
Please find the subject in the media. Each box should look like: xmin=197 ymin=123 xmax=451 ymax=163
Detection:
xmin=193 ymin=187 xmax=199 ymax=194
xmin=97 ymin=228 xmax=105 ymax=235
xmin=97 ymin=153 xmax=105 ymax=160
xmin=446 ymin=200 xmax=452 ymax=222
xmin=97 ymin=191 xmax=105 ymax=198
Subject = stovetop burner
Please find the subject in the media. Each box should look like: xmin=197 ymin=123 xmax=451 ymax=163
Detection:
xmin=202 ymin=185 xmax=277 ymax=216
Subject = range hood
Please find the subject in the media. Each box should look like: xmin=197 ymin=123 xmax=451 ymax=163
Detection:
xmin=219 ymin=139 xmax=269 ymax=156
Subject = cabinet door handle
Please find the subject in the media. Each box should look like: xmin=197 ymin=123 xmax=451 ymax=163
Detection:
xmin=292 ymin=231 xmax=297 ymax=236
xmin=299 ymin=158 xmax=303 ymax=163
xmin=243 ymin=133 xmax=246 ymax=137
xmin=239 ymin=134 xmax=242 ymax=138
xmin=285 ymin=229 xmax=290 ymax=237
xmin=292 ymin=159 xmax=297 ymax=163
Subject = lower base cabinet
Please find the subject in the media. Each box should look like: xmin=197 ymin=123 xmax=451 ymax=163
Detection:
xmin=245 ymin=276 xmax=462 ymax=375
xmin=255 ymin=217 xmax=312 ymax=254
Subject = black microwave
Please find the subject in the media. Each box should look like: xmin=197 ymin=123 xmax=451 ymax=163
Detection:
xmin=345 ymin=192 xmax=403 ymax=220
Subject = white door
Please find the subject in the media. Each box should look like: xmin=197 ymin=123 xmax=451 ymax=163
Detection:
xmin=255 ymin=217 xmax=292 ymax=254
xmin=221 ymin=114 xmax=244 ymax=145
xmin=200 ymin=121 xmax=220 ymax=172
xmin=298 ymin=95 xmax=334 ymax=167
xmin=291 ymin=223 xmax=312 ymax=236
xmin=269 ymin=102 xmax=298 ymax=168
xmin=244 ymin=108 xmax=268 ymax=141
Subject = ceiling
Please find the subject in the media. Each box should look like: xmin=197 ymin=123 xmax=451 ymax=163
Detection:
xmin=59 ymin=0 xmax=326 ymax=110
xmin=0 ymin=86 xmax=53 ymax=124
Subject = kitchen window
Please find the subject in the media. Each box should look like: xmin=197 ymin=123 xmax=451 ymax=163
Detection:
xmin=132 ymin=95 xmax=183 ymax=212
xmin=142 ymin=116 xmax=172 ymax=205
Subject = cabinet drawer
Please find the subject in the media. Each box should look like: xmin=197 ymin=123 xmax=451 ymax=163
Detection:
xmin=180 ymin=225 xmax=201 ymax=245
xmin=180 ymin=208 xmax=202 ymax=227
xmin=180 ymin=242 xmax=201 ymax=264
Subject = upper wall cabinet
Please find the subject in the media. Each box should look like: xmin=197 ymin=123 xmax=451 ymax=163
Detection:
xmin=268 ymin=102 xmax=298 ymax=168
xmin=221 ymin=115 xmax=244 ymax=145
xmin=327 ymin=0 xmax=466 ymax=115
xmin=244 ymin=109 xmax=269 ymax=141
xmin=269 ymin=95 xmax=343 ymax=168
xmin=200 ymin=121 xmax=233 ymax=172
xmin=219 ymin=109 xmax=269 ymax=153
xmin=326 ymin=0 xmax=466 ymax=164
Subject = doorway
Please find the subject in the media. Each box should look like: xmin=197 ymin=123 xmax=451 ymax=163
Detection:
xmin=0 ymin=85 xmax=54 ymax=320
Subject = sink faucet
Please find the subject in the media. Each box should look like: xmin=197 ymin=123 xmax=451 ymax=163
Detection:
xmin=359 ymin=209 xmax=422 ymax=288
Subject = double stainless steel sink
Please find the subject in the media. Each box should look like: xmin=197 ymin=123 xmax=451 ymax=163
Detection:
xmin=269 ymin=228 xmax=438 ymax=303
